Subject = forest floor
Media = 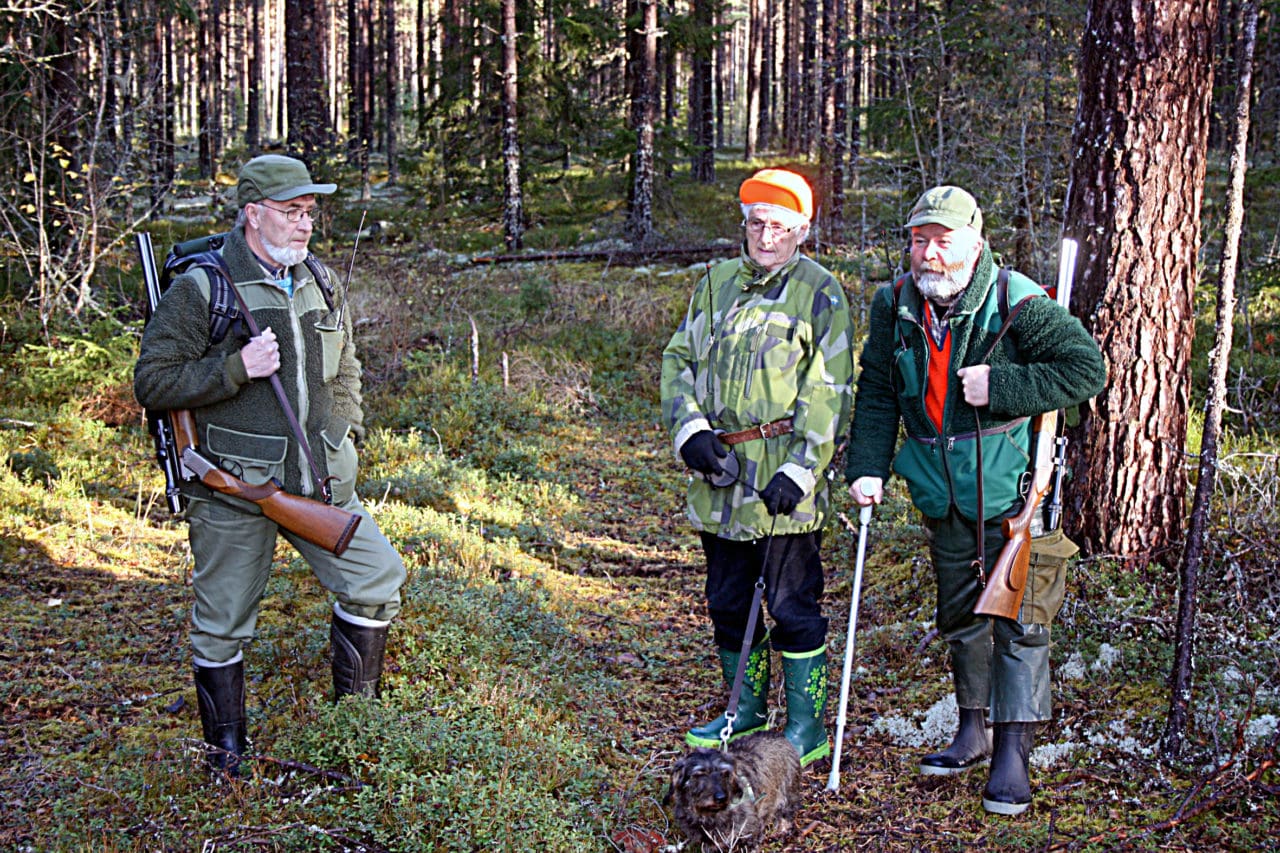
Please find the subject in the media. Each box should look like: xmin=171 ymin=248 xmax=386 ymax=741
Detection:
xmin=1 ymin=164 xmax=1278 ymax=850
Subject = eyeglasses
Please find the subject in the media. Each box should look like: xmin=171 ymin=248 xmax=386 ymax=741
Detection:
xmin=742 ymin=219 xmax=798 ymax=239
xmin=259 ymin=203 xmax=319 ymax=223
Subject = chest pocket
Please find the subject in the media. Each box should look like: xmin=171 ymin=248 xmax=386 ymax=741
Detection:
xmin=757 ymin=321 xmax=800 ymax=370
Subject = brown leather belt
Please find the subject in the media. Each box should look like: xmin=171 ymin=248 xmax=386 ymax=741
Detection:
xmin=718 ymin=418 xmax=794 ymax=445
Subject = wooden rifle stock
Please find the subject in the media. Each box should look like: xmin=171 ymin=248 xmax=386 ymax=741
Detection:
xmin=170 ymin=411 xmax=361 ymax=556
xmin=974 ymin=239 xmax=1078 ymax=620
xmin=974 ymin=410 xmax=1056 ymax=619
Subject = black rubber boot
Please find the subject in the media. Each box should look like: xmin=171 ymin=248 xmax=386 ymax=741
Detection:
xmin=194 ymin=660 xmax=247 ymax=777
xmin=920 ymin=706 xmax=992 ymax=775
xmin=982 ymin=722 xmax=1035 ymax=815
xmin=331 ymin=608 xmax=389 ymax=700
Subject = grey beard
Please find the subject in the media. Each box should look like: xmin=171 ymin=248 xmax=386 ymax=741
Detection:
xmin=262 ymin=234 xmax=307 ymax=268
xmin=915 ymin=270 xmax=968 ymax=306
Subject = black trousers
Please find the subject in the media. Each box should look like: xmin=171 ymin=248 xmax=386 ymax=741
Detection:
xmin=701 ymin=530 xmax=827 ymax=653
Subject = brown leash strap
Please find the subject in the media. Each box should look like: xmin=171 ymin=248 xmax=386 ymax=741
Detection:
xmin=720 ymin=515 xmax=777 ymax=751
xmin=227 ymin=279 xmax=334 ymax=504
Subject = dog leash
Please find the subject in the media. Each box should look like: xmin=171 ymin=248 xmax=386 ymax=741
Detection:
xmin=719 ymin=513 xmax=778 ymax=752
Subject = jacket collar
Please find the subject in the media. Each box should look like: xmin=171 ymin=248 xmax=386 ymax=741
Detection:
xmin=223 ymin=225 xmax=314 ymax=288
xmin=733 ymin=243 xmax=804 ymax=292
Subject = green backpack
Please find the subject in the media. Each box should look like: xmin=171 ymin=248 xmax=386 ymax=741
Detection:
xmin=160 ymin=233 xmax=334 ymax=344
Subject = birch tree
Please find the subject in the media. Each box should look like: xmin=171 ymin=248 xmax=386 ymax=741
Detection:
xmin=500 ymin=0 xmax=523 ymax=250
xmin=628 ymin=0 xmax=659 ymax=243
xmin=1161 ymin=0 xmax=1260 ymax=760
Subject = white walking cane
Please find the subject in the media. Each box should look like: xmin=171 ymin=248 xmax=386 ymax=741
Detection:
xmin=826 ymin=503 xmax=873 ymax=792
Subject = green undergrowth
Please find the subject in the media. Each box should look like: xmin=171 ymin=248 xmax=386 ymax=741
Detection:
xmin=4 ymin=157 xmax=1280 ymax=849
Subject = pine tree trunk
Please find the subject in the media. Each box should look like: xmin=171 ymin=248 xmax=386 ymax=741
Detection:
xmin=759 ymin=0 xmax=773 ymax=150
xmin=822 ymin=0 xmax=846 ymax=234
xmin=347 ymin=0 xmax=362 ymax=160
xmin=690 ymin=0 xmax=715 ymax=182
xmin=801 ymin=0 xmax=817 ymax=156
xmin=1063 ymin=0 xmax=1220 ymax=565
xmin=247 ymin=0 xmax=262 ymax=151
xmin=744 ymin=0 xmax=763 ymax=160
xmin=385 ymin=0 xmax=398 ymax=183
xmin=286 ymin=0 xmax=331 ymax=157
xmin=196 ymin=0 xmax=215 ymax=179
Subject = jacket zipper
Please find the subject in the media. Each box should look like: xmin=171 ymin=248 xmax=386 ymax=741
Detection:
xmin=288 ymin=292 xmax=312 ymax=497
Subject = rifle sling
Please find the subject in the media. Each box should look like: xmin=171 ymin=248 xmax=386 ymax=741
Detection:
xmin=972 ymin=271 xmax=1037 ymax=587
xmin=224 ymin=277 xmax=334 ymax=504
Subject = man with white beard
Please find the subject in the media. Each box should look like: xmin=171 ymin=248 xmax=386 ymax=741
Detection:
xmin=134 ymin=155 xmax=406 ymax=777
xmin=843 ymin=186 xmax=1105 ymax=815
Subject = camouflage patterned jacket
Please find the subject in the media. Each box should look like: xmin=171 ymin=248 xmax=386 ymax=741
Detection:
xmin=661 ymin=248 xmax=855 ymax=540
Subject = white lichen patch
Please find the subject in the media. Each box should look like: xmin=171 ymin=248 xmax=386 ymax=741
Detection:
xmin=870 ymin=694 xmax=957 ymax=748
xmin=1092 ymin=643 xmax=1122 ymax=673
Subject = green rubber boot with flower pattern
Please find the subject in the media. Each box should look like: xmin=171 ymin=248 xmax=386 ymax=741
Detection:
xmin=686 ymin=643 xmax=770 ymax=748
xmin=781 ymin=646 xmax=830 ymax=766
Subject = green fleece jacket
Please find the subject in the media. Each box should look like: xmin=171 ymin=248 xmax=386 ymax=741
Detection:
xmin=845 ymin=246 xmax=1106 ymax=521
xmin=134 ymin=226 xmax=364 ymax=504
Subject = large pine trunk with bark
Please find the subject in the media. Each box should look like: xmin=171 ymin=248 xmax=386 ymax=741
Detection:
xmin=1064 ymin=0 xmax=1220 ymax=566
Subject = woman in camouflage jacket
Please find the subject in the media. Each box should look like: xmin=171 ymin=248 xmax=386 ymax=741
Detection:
xmin=660 ymin=168 xmax=855 ymax=766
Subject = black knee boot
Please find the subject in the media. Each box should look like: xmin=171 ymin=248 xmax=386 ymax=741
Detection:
xmin=331 ymin=608 xmax=389 ymax=700
xmin=920 ymin=706 xmax=992 ymax=775
xmin=194 ymin=660 xmax=247 ymax=777
xmin=982 ymin=722 xmax=1036 ymax=815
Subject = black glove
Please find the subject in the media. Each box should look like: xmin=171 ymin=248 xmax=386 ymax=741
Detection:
xmin=680 ymin=430 xmax=728 ymax=477
xmin=760 ymin=472 xmax=804 ymax=516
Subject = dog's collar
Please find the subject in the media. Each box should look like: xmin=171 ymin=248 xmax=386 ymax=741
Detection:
xmin=730 ymin=775 xmax=759 ymax=808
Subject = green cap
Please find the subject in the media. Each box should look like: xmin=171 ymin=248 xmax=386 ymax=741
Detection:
xmin=236 ymin=155 xmax=336 ymax=207
xmin=904 ymin=186 xmax=982 ymax=234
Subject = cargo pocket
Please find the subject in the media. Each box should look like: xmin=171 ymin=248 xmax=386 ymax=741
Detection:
xmin=947 ymin=419 xmax=1032 ymax=522
xmin=893 ymin=346 xmax=922 ymax=401
xmin=892 ymin=435 xmax=950 ymax=520
xmin=1021 ymin=527 xmax=1079 ymax=624
xmin=322 ymin=420 xmax=358 ymax=506
xmin=204 ymin=424 xmax=288 ymax=486
xmin=315 ymin=321 xmax=344 ymax=383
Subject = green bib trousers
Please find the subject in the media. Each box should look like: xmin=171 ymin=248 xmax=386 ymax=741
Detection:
xmin=927 ymin=507 xmax=1052 ymax=723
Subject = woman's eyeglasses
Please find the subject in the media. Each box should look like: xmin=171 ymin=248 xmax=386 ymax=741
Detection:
xmin=742 ymin=219 xmax=797 ymax=239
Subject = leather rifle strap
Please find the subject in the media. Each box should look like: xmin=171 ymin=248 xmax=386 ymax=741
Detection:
xmin=226 ymin=278 xmax=334 ymax=504
xmin=971 ymin=273 xmax=1036 ymax=585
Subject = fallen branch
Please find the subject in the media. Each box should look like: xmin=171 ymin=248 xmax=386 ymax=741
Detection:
xmin=469 ymin=243 xmax=738 ymax=266
xmin=1068 ymin=729 xmax=1278 ymax=850
xmin=252 ymin=752 xmax=367 ymax=788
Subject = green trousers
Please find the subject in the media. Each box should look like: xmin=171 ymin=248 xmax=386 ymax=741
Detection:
xmin=187 ymin=493 xmax=405 ymax=662
xmin=926 ymin=507 xmax=1053 ymax=723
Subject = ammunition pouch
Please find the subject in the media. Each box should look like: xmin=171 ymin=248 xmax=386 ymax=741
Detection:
xmin=1021 ymin=527 xmax=1080 ymax=624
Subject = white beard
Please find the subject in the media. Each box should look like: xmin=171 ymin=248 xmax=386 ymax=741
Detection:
xmin=914 ymin=242 xmax=981 ymax=306
xmin=262 ymin=233 xmax=307 ymax=268
xmin=915 ymin=269 xmax=970 ymax=305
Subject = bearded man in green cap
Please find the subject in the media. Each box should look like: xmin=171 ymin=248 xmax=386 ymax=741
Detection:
xmin=135 ymin=154 xmax=406 ymax=777
xmin=845 ymin=185 xmax=1105 ymax=814
xmin=661 ymin=168 xmax=855 ymax=767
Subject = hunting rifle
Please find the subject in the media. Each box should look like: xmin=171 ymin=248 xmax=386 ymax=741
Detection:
xmin=973 ymin=239 xmax=1077 ymax=620
xmin=136 ymin=232 xmax=361 ymax=556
